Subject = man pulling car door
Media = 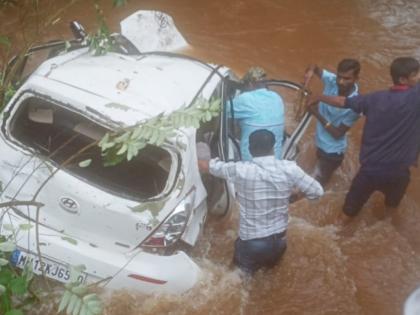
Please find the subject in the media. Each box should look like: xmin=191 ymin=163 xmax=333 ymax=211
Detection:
xmin=198 ymin=129 xmax=323 ymax=273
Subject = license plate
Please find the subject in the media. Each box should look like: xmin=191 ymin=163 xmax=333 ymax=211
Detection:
xmin=10 ymin=249 xmax=86 ymax=284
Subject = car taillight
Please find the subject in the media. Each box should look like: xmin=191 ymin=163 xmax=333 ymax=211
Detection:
xmin=141 ymin=188 xmax=195 ymax=248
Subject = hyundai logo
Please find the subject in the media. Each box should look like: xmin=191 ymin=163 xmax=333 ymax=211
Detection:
xmin=59 ymin=197 xmax=79 ymax=213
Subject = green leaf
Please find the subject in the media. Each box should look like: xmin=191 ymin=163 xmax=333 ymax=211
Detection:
xmin=72 ymin=297 xmax=82 ymax=315
xmin=61 ymin=236 xmax=78 ymax=246
xmin=87 ymin=299 xmax=103 ymax=314
xmin=82 ymin=293 xmax=97 ymax=302
xmin=0 ymin=284 xmax=6 ymax=295
xmin=71 ymin=284 xmax=88 ymax=295
xmin=205 ymin=111 xmax=212 ymax=122
xmin=78 ymin=159 xmax=92 ymax=168
xmin=0 ymin=241 xmax=16 ymax=252
xmin=0 ymin=258 xmax=8 ymax=266
xmin=0 ymin=267 xmax=13 ymax=284
xmin=10 ymin=276 xmax=27 ymax=295
xmin=112 ymin=0 xmax=128 ymax=7
xmin=67 ymin=293 xmax=79 ymax=315
xmin=5 ymin=310 xmax=24 ymax=315
xmin=58 ymin=290 xmax=72 ymax=312
xmin=0 ymin=35 xmax=11 ymax=48
xmin=148 ymin=129 xmax=159 ymax=144
xmin=79 ymin=304 xmax=88 ymax=315
xmin=23 ymin=262 xmax=34 ymax=282
xmin=116 ymin=143 xmax=128 ymax=155
xmin=114 ymin=131 xmax=130 ymax=143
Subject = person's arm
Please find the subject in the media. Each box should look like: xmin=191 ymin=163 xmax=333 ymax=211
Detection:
xmin=308 ymin=94 xmax=347 ymax=108
xmin=303 ymin=64 xmax=323 ymax=88
xmin=201 ymin=158 xmax=237 ymax=181
xmin=198 ymin=160 xmax=210 ymax=173
xmin=307 ymin=103 xmax=351 ymax=139
xmin=288 ymin=163 xmax=324 ymax=200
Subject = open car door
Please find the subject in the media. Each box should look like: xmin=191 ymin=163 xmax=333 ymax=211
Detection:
xmin=264 ymin=80 xmax=313 ymax=160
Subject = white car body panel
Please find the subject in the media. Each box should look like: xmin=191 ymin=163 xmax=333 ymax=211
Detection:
xmin=120 ymin=11 xmax=189 ymax=53
xmin=3 ymin=213 xmax=200 ymax=293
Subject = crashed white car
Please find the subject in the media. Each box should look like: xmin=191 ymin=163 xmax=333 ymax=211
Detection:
xmin=0 ymin=11 xmax=311 ymax=293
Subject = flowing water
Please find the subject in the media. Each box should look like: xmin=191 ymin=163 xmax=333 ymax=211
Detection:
xmin=2 ymin=1 xmax=420 ymax=314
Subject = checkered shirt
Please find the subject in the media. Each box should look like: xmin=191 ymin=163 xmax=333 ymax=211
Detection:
xmin=209 ymin=156 xmax=323 ymax=240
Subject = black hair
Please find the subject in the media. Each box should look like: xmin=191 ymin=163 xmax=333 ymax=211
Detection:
xmin=249 ymin=129 xmax=275 ymax=157
xmin=390 ymin=57 xmax=420 ymax=85
xmin=337 ymin=59 xmax=361 ymax=76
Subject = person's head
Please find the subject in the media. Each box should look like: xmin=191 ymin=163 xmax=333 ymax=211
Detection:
xmin=241 ymin=66 xmax=267 ymax=91
xmin=390 ymin=57 xmax=420 ymax=86
xmin=336 ymin=59 xmax=361 ymax=96
xmin=249 ymin=129 xmax=275 ymax=158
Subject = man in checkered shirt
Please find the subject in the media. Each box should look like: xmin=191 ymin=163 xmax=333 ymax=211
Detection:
xmin=198 ymin=129 xmax=323 ymax=273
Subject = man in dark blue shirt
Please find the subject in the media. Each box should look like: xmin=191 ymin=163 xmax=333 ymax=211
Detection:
xmin=308 ymin=57 xmax=420 ymax=221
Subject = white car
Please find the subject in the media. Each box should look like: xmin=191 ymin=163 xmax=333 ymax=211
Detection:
xmin=0 ymin=11 xmax=311 ymax=293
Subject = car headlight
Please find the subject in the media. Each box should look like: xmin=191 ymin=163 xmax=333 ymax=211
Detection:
xmin=141 ymin=188 xmax=195 ymax=248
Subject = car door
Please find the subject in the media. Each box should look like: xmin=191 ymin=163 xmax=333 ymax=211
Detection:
xmin=264 ymin=80 xmax=313 ymax=160
xmin=195 ymin=76 xmax=236 ymax=216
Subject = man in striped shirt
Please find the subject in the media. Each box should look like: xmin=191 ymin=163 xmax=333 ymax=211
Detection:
xmin=198 ymin=129 xmax=323 ymax=273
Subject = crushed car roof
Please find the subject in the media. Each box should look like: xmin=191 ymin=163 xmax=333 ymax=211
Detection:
xmin=29 ymin=48 xmax=226 ymax=126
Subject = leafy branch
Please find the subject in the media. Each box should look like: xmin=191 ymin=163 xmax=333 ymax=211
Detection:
xmin=92 ymin=96 xmax=221 ymax=167
xmin=0 ymin=224 xmax=38 ymax=315
xmin=57 ymin=265 xmax=102 ymax=315
xmin=85 ymin=4 xmax=115 ymax=56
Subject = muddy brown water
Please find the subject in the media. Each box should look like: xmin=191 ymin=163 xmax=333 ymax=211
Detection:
xmin=2 ymin=1 xmax=420 ymax=314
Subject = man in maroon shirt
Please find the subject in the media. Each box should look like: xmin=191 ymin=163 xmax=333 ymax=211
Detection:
xmin=308 ymin=57 xmax=420 ymax=222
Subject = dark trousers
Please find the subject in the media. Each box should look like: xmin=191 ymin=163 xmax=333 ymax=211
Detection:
xmin=314 ymin=148 xmax=344 ymax=186
xmin=343 ymin=168 xmax=410 ymax=217
xmin=233 ymin=231 xmax=287 ymax=274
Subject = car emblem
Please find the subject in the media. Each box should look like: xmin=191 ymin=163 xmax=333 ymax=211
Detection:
xmin=59 ymin=197 xmax=79 ymax=214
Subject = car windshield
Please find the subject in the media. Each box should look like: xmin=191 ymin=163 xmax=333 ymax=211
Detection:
xmin=10 ymin=96 xmax=174 ymax=200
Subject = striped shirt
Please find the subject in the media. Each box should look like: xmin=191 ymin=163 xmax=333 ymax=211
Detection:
xmin=209 ymin=156 xmax=323 ymax=240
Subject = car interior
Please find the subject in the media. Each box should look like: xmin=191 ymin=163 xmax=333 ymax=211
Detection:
xmin=10 ymin=97 xmax=172 ymax=200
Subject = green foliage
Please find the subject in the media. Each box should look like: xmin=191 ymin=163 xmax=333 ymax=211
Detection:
xmin=57 ymin=265 xmax=102 ymax=315
xmin=58 ymin=282 xmax=102 ymax=315
xmin=78 ymin=159 xmax=92 ymax=168
xmin=98 ymin=97 xmax=221 ymax=166
xmin=0 ymin=232 xmax=35 ymax=314
xmin=112 ymin=0 xmax=128 ymax=7
xmin=0 ymin=0 xmax=18 ymax=8
xmin=2 ymin=82 xmax=17 ymax=107
xmin=5 ymin=310 xmax=24 ymax=315
xmin=86 ymin=5 xmax=115 ymax=56
xmin=0 ymin=36 xmax=11 ymax=49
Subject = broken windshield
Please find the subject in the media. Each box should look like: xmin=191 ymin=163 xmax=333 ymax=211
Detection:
xmin=9 ymin=96 xmax=174 ymax=200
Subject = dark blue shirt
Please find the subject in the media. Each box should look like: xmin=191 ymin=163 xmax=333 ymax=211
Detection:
xmin=345 ymin=84 xmax=420 ymax=172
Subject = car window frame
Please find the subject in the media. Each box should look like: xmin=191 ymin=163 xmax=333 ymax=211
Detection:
xmin=2 ymin=90 xmax=182 ymax=202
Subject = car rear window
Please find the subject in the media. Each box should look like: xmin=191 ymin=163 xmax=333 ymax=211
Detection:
xmin=10 ymin=96 xmax=174 ymax=200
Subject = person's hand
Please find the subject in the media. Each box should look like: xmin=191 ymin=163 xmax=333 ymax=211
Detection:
xmin=303 ymin=69 xmax=314 ymax=88
xmin=306 ymin=93 xmax=320 ymax=109
xmin=307 ymin=102 xmax=318 ymax=114
xmin=197 ymin=159 xmax=210 ymax=173
xmin=289 ymin=192 xmax=303 ymax=204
